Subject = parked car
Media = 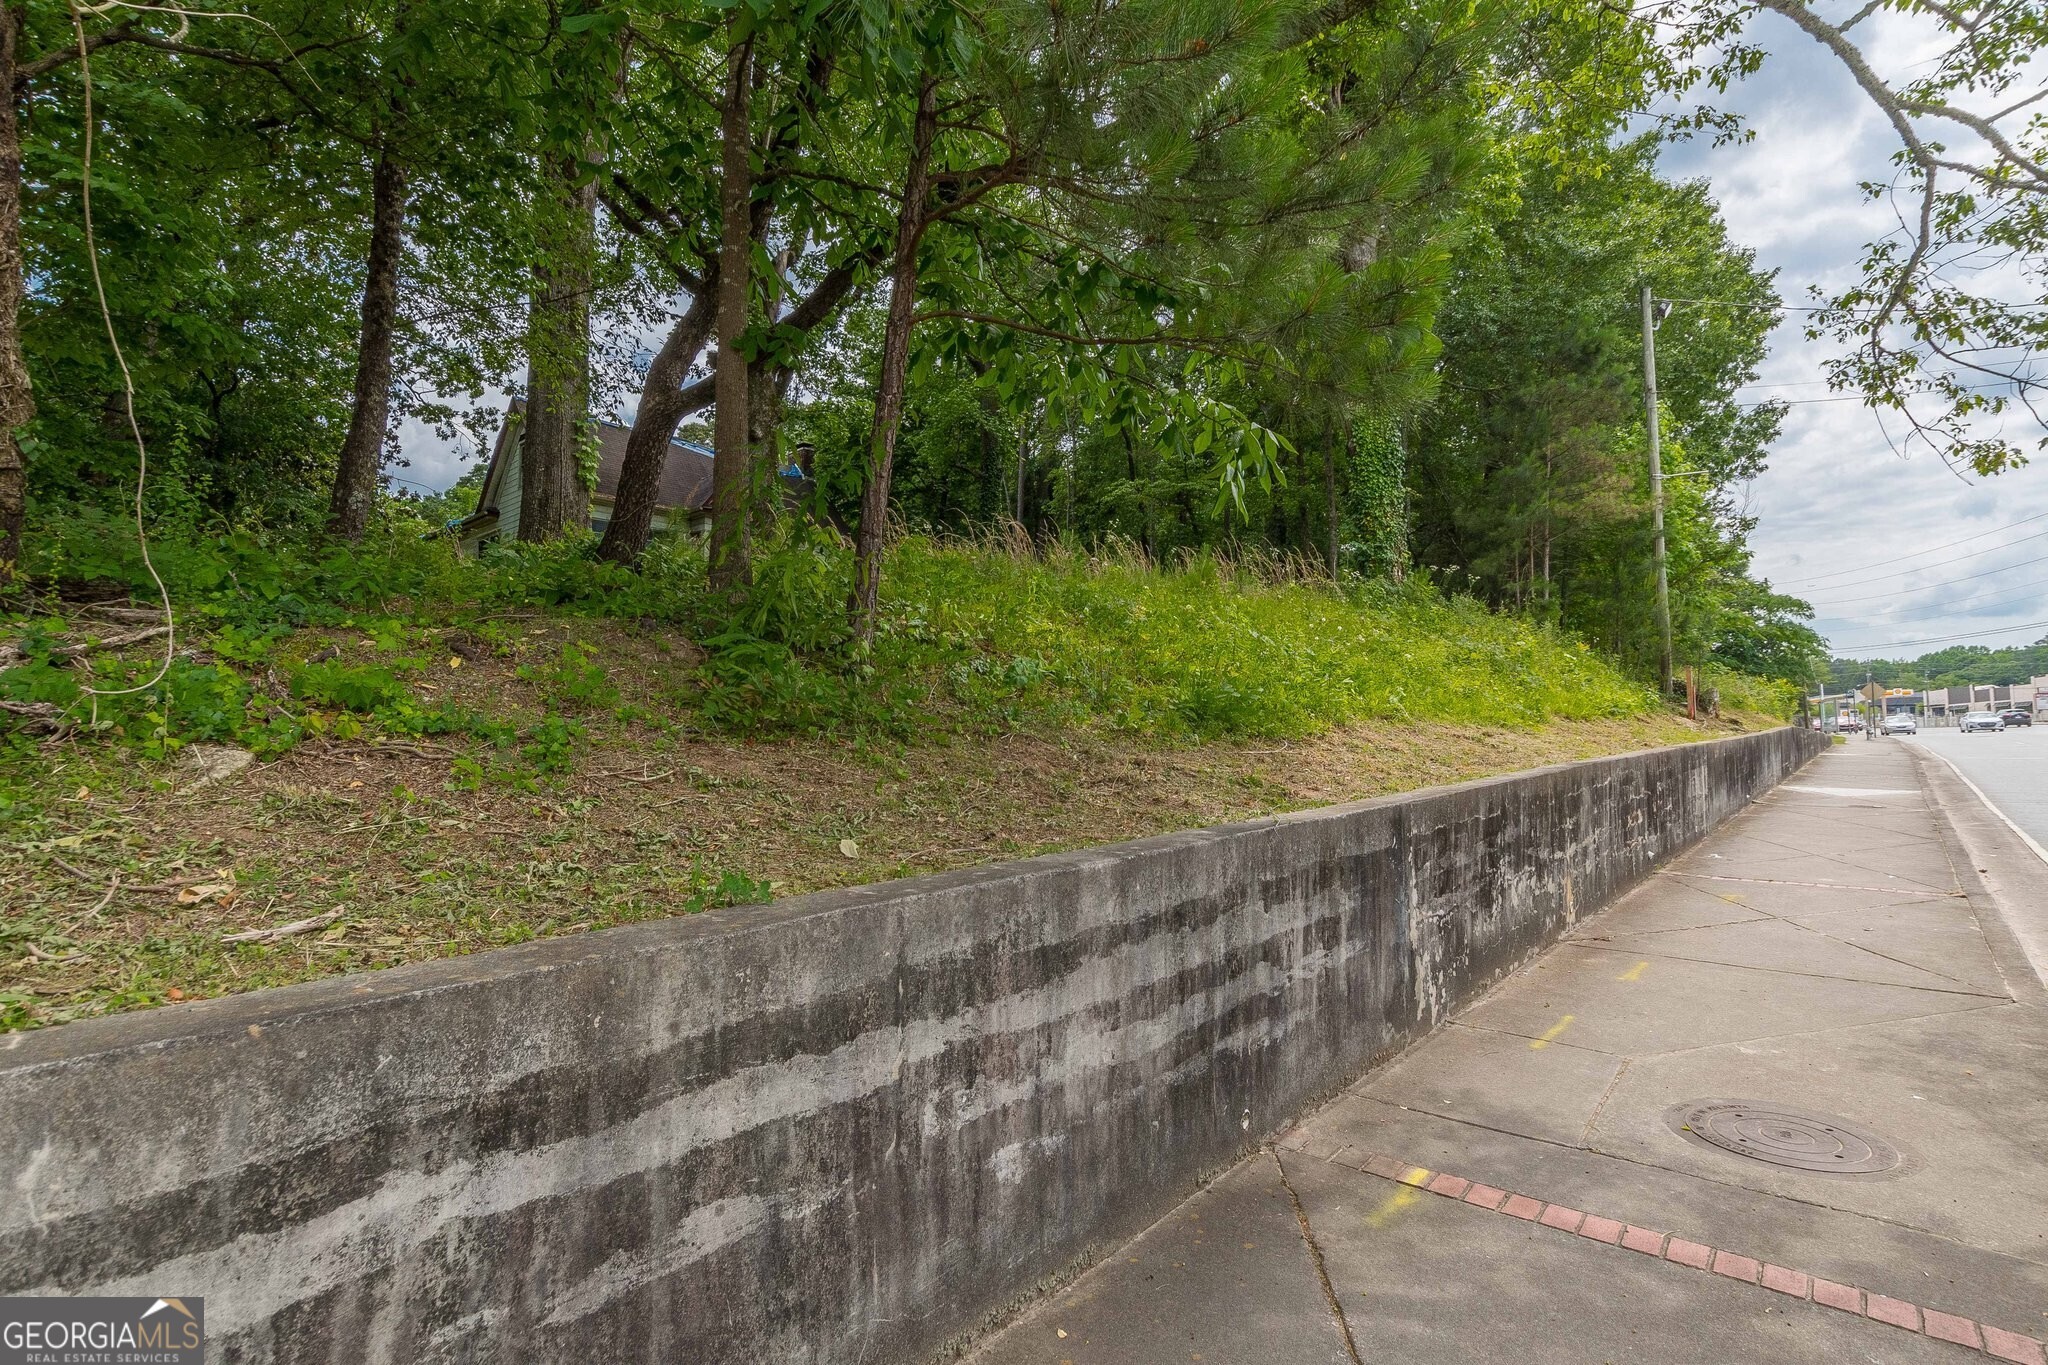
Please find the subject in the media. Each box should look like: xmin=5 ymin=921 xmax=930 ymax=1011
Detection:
xmin=1882 ymin=713 xmax=1918 ymax=735
xmin=1837 ymin=714 xmax=1864 ymax=733
xmin=1998 ymin=709 xmax=2033 ymax=727
xmin=1961 ymin=712 xmax=2006 ymax=733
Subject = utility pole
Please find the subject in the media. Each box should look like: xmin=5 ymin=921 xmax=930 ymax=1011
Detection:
xmin=1641 ymin=285 xmax=1673 ymax=694
xmin=1865 ymin=667 xmax=1875 ymax=742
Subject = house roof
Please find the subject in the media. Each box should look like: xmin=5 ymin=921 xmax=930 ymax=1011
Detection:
xmin=590 ymin=420 xmax=716 ymax=511
xmin=468 ymin=400 xmax=718 ymax=521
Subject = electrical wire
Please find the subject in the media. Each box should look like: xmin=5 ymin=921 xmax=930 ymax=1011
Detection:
xmin=1732 ymin=378 xmax=2033 ymax=412
xmin=1798 ymin=528 xmax=2048 ymax=596
xmin=1779 ymin=510 xmax=2048 ymax=587
xmin=1805 ymin=550 xmax=2048 ymax=607
xmin=1832 ymin=617 xmax=2048 ymax=652
xmin=1658 ymin=295 xmax=2048 ymax=314
xmin=1850 ymin=574 xmax=2048 ymax=625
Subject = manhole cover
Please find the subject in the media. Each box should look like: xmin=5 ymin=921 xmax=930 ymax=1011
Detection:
xmin=1670 ymin=1100 xmax=1902 ymax=1174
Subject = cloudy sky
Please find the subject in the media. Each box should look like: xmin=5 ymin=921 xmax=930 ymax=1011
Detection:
xmin=395 ymin=7 xmax=2046 ymax=662
xmin=1653 ymin=8 xmax=2048 ymax=661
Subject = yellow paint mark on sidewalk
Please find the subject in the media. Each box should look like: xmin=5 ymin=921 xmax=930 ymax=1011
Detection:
xmin=1616 ymin=961 xmax=1649 ymax=982
xmin=1529 ymin=1014 xmax=1575 ymax=1049
xmin=1367 ymin=1184 xmax=1424 ymax=1227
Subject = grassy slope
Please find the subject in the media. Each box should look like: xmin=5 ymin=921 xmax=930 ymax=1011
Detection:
xmin=1 ymin=533 xmax=1776 ymax=1029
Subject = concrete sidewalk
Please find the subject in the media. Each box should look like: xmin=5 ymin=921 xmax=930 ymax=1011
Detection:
xmin=969 ymin=741 xmax=2048 ymax=1364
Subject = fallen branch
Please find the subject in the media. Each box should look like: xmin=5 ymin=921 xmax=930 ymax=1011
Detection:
xmin=3 ymin=625 xmax=173 ymax=671
xmin=222 ymin=909 xmax=344 ymax=945
xmin=44 ymin=855 xmax=182 ymax=894
xmin=368 ymin=740 xmax=453 ymax=758
xmin=24 ymin=943 xmax=88 ymax=965
xmin=59 ymin=875 xmax=120 ymax=934
xmin=51 ymin=624 xmax=170 ymax=659
xmin=591 ymin=766 xmax=676 ymax=783
xmin=0 ymin=699 xmax=68 ymax=734
xmin=80 ymin=604 xmax=168 ymax=624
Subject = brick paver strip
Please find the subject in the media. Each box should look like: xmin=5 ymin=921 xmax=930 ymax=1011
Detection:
xmin=1363 ymin=1154 xmax=1407 ymax=1181
xmin=1577 ymin=1215 xmax=1624 ymax=1245
xmin=1985 ymin=1325 xmax=2048 ymax=1365
xmin=1316 ymin=1146 xmax=2048 ymax=1362
xmin=1711 ymin=1251 xmax=1760 ymax=1284
xmin=1343 ymin=1151 xmax=1375 ymax=1176
xmin=1619 ymin=1226 xmax=1666 ymax=1256
xmin=1664 ymin=1238 xmax=1713 ymax=1270
xmin=1760 ymin=1264 xmax=1809 ymax=1298
xmin=1462 ymin=1183 xmax=1508 ymax=1211
xmin=1923 ymin=1310 xmax=1982 ymax=1349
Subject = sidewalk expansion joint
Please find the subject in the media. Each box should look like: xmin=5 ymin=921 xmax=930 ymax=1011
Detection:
xmin=1274 ymin=1126 xmax=2046 ymax=1364
xmin=1660 ymin=870 xmax=1966 ymax=897
xmin=1269 ymin=1147 xmax=1364 ymax=1365
xmin=1554 ymin=940 xmax=2008 ymax=1000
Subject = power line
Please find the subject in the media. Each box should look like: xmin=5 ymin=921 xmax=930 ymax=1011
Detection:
xmin=1851 ymin=574 xmax=2048 ymax=625
xmin=1806 ymin=549 xmax=2048 ymax=607
xmin=1733 ymin=379 xmax=2032 ymax=412
xmin=1733 ymin=377 xmax=1848 ymax=391
xmin=1833 ymin=617 xmax=2048 ymax=653
xmin=1780 ymin=510 xmax=2048 ymax=588
xmin=1661 ymin=295 xmax=2048 ymax=314
xmin=1800 ymin=529 xmax=2048 ymax=597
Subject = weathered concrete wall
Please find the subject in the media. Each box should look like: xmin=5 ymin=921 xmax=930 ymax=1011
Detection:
xmin=0 ymin=727 xmax=1822 ymax=1364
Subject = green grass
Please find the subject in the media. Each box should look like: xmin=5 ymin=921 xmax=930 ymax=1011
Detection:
xmin=4 ymin=517 xmax=1783 ymax=1032
xmin=889 ymin=537 xmax=1653 ymax=737
xmin=4 ymin=516 xmax=1661 ymax=760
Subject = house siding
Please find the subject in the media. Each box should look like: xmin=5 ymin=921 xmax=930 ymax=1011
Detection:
xmin=498 ymin=436 xmax=523 ymax=542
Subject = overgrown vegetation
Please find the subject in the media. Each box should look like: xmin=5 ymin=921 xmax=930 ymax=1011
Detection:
xmin=4 ymin=517 xmax=1773 ymax=1030
xmin=14 ymin=0 xmax=1965 ymax=1031
xmin=5 ymin=513 xmax=1658 ymax=760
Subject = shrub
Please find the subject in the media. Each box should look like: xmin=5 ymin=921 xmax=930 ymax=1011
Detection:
xmin=289 ymin=661 xmax=415 ymax=712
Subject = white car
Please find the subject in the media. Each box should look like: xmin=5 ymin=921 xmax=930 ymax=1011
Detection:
xmin=1882 ymin=713 xmax=1918 ymax=735
xmin=1960 ymin=712 xmax=2006 ymax=733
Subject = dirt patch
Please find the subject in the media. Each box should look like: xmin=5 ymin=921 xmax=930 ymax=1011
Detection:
xmin=3 ymin=704 xmax=1757 ymax=1031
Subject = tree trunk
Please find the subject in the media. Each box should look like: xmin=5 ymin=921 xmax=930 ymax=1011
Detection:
xmin=707 ymin=32 xmax=754 ymax=590
xmin=1015 ymin=424 xmax=1027 ymax=526
xmin=850 ymin=78 xmax=938 ymax=646
xmin=595 ymin=286 xmax=716 ymax=564
xmin=0 ymin=9 xmax=31 ymax=586
xmin=746 ymin=356 xmax=785 ymax=531
xmin=519 ymin=155 xmax=595 ymax=542
xmin=327 ymin=143 xmax=408 ymax=541
xmin=1325 ymin=431 xmax=1341 ymax=578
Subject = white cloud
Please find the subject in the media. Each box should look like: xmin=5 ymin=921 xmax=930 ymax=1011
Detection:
xmin=1658 ymin=8 xmax=2048 ymax=658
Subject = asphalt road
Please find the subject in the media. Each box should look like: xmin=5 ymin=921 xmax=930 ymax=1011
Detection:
xmin=1904 ymin=722 xmax=2048 ymax=852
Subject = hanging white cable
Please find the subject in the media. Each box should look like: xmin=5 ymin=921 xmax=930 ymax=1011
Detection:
xmin=69 ymin=0 xmax=176 ymax=700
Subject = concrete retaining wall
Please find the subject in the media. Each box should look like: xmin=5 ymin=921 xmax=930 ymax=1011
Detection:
xmin=0 ymin=727 xmax=1822 ymax=1364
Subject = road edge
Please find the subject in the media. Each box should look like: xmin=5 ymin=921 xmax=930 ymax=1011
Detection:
xmin=1904 ymin=742 xmax=2048 ymax=1002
